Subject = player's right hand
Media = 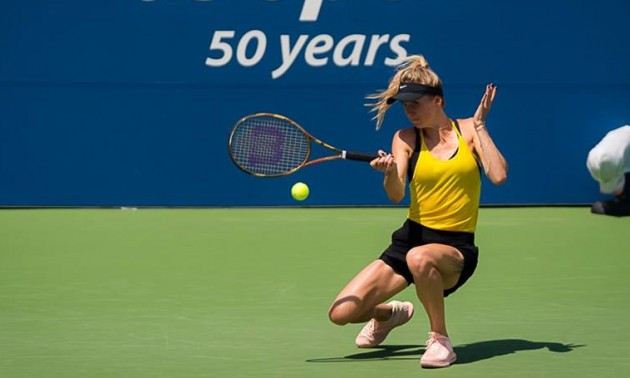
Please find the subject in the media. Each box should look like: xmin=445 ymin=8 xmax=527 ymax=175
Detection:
xmin=370 ymin=150 xmax=397 ymax=174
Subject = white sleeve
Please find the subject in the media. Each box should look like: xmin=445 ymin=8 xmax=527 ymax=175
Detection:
xmin=586 ymin=125 xmax=630 ymax=188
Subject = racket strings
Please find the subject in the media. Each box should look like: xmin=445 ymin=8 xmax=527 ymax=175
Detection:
xmin=230 ymin=116 xmax=310 ymax=176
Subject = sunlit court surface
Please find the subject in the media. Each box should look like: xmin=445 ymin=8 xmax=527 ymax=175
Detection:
xmin=3 ymin=0 xmax=630 ymax=376
xmin=1 ymin=207 xmax=628 ymax=377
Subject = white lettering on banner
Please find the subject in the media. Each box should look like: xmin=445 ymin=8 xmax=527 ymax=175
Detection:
xmin=385 ymin=34 xmax=411 ymax=66
xmin=143 ymin=0 xmax=326 ymax=22
xmin=334 ymin=35 xmax=365 ymax=66
xmin=299 ymin=0 xmax=323 ymax=22
xmin=271 ymin=33 xmax=409 ymax=79
xmin=205 ymin=31 xmax=235 ymax=67
xmin=210 ymin=32 xmax=410 ymax=80
xmin=236 ymin=30 xmax=267 ymax=67
xmin=140 ymin=1 xmax=411 ymax=79
xmin=275 ymin=35 xmax=309 ymax=78
xmin=364 ymin=35 xmax=390 ymax=66
xmin=304 ymin=35 xmax=334 ymax=67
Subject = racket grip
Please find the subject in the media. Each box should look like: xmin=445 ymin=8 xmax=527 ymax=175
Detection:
xmin=343 ymin=151 xmax=379 ymax=162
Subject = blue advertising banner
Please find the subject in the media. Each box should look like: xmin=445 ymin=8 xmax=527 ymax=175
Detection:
xmin=1 ymin=0 xmax=629 ymax=206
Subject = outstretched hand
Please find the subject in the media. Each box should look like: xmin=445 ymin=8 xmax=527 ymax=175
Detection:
xmin=474 ymin=83 xmax=497 ymax=126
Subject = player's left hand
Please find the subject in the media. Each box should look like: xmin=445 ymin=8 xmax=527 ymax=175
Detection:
xmin=474 ymin=83 xmax=497 ymax=126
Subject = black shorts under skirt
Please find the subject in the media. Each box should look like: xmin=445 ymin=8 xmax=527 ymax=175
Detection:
xmin=379 ymin=219 xmax=479 ymax=297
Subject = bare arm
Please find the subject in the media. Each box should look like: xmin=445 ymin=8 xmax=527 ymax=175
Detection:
xmin=370 ymin=130 xmax=411 ymax=203
xmin=471 ymin=84 xmax=508 ymax=185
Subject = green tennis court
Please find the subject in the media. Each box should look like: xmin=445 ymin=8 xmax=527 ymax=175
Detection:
xmin=1 ymin=207 xmax=628 ymax=377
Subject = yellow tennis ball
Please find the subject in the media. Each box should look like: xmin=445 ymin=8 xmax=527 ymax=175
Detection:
xmin=291 ymin=182 xmax=309 ymax=201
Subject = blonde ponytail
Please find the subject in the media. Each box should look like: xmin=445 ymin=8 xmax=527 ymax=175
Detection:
xmin=367 ymin=55 xmax=442 ymax=130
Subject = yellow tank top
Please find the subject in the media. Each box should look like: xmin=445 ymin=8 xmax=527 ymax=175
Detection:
xmin=407 ymin=120 xmax=481 ymax=232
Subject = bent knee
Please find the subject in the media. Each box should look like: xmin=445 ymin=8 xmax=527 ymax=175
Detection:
xmin=328 ymin=301 xmax=361 ymax=326
xmin=405 ymin=246 xmax=436 ymax=273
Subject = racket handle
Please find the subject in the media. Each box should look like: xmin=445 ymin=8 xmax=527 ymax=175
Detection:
xmin=343 ymin=151 xmax=379 ymax=162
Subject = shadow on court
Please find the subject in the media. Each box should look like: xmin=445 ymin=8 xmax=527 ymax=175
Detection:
xmin=454 ymin=339 xmax=584 ymax=364
xmin=306 ymin=339 xmax=584 ymax=363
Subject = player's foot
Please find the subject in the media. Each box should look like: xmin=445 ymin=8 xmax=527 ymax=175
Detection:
xmin=355 ymin=300 xmax=414 ymax=348
xmin=591 ymin=198 xmax=630 ymax=216
xmin=420 ymin=332 xmax=457 ymax=368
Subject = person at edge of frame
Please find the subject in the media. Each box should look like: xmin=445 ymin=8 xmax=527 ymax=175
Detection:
xmin=587 ymin=125 xmax=630 ymax=216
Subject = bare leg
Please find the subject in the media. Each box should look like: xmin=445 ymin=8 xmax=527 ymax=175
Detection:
xmin=328 ymin=260 xmax=409 ymax=325
xmin=405 ymin=243 xmax=464 ymax=336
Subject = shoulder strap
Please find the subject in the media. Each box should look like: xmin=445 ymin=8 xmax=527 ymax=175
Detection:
xmin=452 ymin=118 xmax=482 ymax=169
xmin=408 ymin=128 xmax=421 ymax=182
xmin=452 ymin=119 xmax=462 ymax=135
xmin=414 ymin=127 xmax=421 ymax=152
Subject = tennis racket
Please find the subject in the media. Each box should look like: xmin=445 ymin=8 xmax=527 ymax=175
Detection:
xmin=228 ymin=113 xmax=378 ymax=177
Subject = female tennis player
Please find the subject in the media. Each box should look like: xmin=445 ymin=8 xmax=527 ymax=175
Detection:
xmin=327 ymin=55 xmax=507 ymax=368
